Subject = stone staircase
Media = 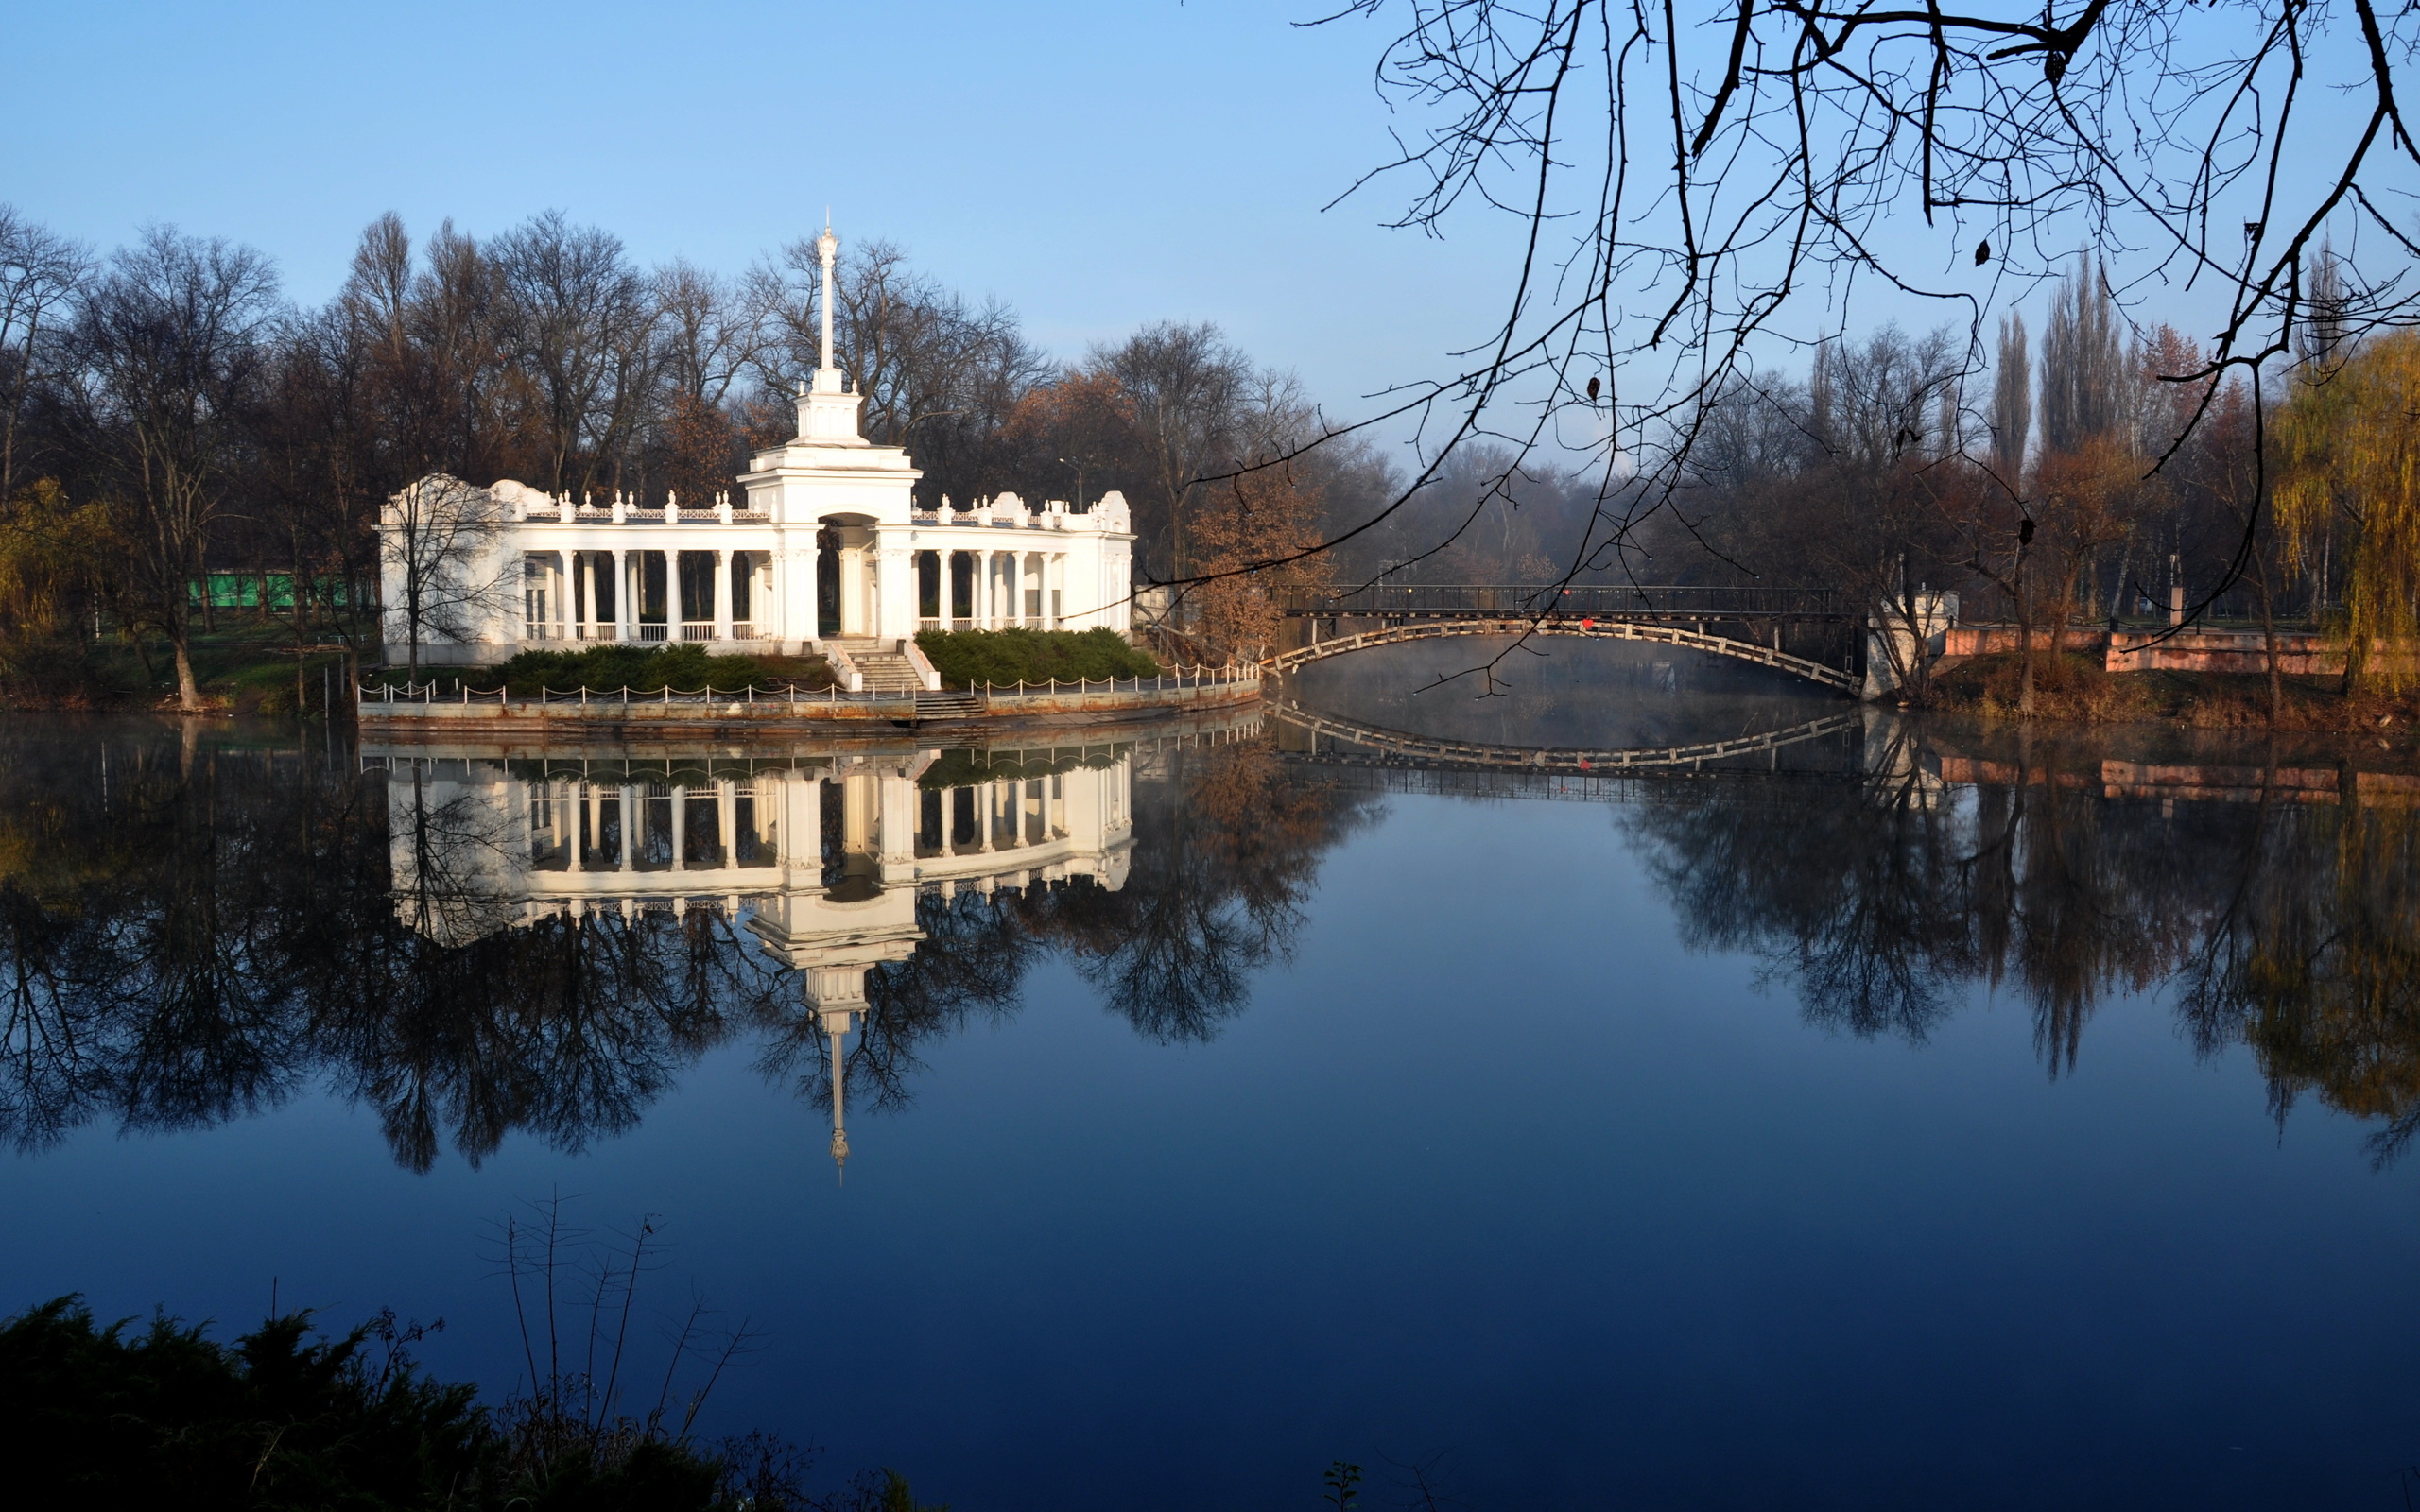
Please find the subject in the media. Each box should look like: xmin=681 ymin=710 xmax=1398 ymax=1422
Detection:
xmin=910 ymin=691 xmax=987 ymax=719
xmin=824 ymin=637 xmax=987 ymax=717
xmin=822 ymin=638 xmax=927 ymax=694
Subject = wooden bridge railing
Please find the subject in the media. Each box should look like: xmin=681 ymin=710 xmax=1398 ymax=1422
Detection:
xmin=1282 ymin=583 xmax=1847 ymax=620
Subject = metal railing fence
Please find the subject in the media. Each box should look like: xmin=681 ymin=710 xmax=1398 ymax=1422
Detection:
xmin=1286 ymin=583 xmax=1847 ymax=618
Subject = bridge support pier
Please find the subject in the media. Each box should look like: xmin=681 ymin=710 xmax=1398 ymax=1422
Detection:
xmin=1862 ymin=593 xmax=1959 ymax=700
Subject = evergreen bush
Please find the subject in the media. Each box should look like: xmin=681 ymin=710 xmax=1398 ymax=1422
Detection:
xmin=912 ymin=628 xmax=1159 ymax=690
xmin=489 ymin=644 xmax=830 ymax=696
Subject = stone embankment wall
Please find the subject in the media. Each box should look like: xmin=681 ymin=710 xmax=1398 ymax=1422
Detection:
xmin=1937 ymin=755 xmax=2420 ymax=805
xmin=1943 ymin=625 xmax=2420 ymax=679
xmin=356 ymin=676 xmax=1261 ymax=741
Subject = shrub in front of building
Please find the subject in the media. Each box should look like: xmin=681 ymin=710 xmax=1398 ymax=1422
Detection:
xmin=489 ymin=644 xmax=835 ymax=696
xmin=914 ymin=628 xmax=1160 ymax=690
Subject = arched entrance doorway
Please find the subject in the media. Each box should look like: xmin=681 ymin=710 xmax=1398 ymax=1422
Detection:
xmin=816 ymin=513 xmax=879 ymax=638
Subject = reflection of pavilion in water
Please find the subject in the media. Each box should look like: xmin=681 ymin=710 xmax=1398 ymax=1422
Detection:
xmin=375 ymin=741 xmax=1136 ymax=1167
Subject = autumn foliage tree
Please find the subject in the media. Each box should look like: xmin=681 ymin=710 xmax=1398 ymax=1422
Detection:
xmin=2274 ymin=331 xmax=2420 ymax=690
xmin=1184 ymin=464 xmax=1334 ymax=662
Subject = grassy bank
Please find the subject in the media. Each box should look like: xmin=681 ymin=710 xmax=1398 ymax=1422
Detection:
xmin=1925 ymin=649 xmax=2420 ymax=741
xmin=913 ymin=627 xmax=1159 ymax=690
xmin=0 ymin=629 xmax=357 ymax=714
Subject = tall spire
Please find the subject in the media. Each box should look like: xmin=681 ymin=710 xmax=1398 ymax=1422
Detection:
xmin=815 ymin=215 xmax=838 ymax=387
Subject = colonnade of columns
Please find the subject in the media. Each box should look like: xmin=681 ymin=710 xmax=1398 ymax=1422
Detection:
xmin=508 ymin=538 xmax=1102 ymax=645
xmin=523 ymin=770 xmax=1077 ymax=874
xmin=521 ymin=549 xmax=770 ymax=643
xmin=527 ymin=777 xmax=765 ymax=871
xmin=917 ymin=774 xmax=1069 ymax=857
xmin=911 ymin=548 xmax=1070 ymax=632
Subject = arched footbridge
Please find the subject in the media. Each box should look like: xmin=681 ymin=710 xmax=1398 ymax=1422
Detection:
xmin=1269 ymin=585 xmax=1858 ymax=694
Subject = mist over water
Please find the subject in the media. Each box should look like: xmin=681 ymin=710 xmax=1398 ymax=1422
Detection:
xmin=3 ymin=696 xmax=2419 ymax=1509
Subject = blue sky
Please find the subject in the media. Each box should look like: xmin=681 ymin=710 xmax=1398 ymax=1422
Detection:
xmin=12 ymin=1 xmax=2390 ymax=441
xmin=9 ymin=0 xmax=1522 ymax=418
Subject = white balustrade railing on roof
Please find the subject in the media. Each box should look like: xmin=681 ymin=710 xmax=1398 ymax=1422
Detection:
xmin=512 ymin=502 xmax=1073 ymax=529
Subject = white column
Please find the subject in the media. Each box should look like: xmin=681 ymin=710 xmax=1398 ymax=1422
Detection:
xmin=714 ymin=549 xmax=732 ymax=642
xmin=838 ymin=545 xmax=863 ymax=635
xmin=614 ymin=550 xmax=631 ymax=643
xmin=717 ymin=779 xmax=736 ymax=867
xmin=878 ymin=771 xmax=918 ymax=869
xmin=806 ymin=774 xmax=830 ymax=880
xmin=618 ymin=786 xmax=634 ymax=872
xmin=876 ymin=543 xmax=914 ymax=643
xmin=669 ymin=550 xmax=687 ymax=637
xmin=1005 ymin=554 xmax=1022 ymax=627
xmin=800 ymin=541 xmax=821 ymax=647
xmin=779 ymin=542 xmax=816 ymax=651
xmin=671 ymin=782 xmax=687 ymax=871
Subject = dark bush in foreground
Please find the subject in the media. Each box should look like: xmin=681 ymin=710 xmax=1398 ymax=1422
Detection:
xmin=0 ymin=1296 xmax=502 ymax=1510
xmin=914 ymin=627 xmax=1159 ymax=689
xmin=0 ymin=1297 xmax=946 ymax=1510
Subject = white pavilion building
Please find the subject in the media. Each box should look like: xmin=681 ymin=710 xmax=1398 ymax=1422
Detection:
xmin=379 ymin=225 xmax=1135 ymax=668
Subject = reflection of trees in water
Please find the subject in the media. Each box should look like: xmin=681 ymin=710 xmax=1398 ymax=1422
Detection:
xmin=1630 ymin=739 xmax=2420 ymax=1152
xmin=0 ymin=727 xmax=1370 ymax=1170
xmin=2173 ymin=792 xmax=2420 ymax=1166
xmin=318 ymin=909 xmax=783 ymax=1173
xmin=762 ymin=744 xmax=1377 ymax=1124
xmin=1636 ymin=766 xmax=1976 ymax=1044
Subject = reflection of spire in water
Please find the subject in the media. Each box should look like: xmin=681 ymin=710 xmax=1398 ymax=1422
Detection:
xmin=821 ymin=1002 xmax=857 ymax=1177
xmin=829 ymin=1024 xmax=848 ymax=1174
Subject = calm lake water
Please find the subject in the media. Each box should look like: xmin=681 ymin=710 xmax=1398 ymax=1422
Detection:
xmin=6 ymin=640 xmax=2420 ymax=1508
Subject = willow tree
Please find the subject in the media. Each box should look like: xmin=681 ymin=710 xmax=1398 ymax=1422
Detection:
xmin=2273 ymin=332 xmax=2420 ymax=689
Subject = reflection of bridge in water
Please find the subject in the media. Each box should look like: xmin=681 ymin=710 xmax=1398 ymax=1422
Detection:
xmin=367 ymin=721 xmax=1257 ymax=1167
xmin=1267 ymin=697 xmax=1866 ymax=774
xmin=1273 ymin=584 xmax=1859 ymax=692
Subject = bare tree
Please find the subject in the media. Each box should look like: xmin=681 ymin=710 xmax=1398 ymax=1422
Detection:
xmin=2039 ymin=258 xmax=2130 ymax=457
xmin=380 ymin=473 xmax=510 ymax=679
xmin=1091 ymin=321 xmax=1252 ymax=581
xmin=1280 ymin=1 xmax=2420 ymax=625
xmin=652 ymin=259 xmax=769 ymax=509
xmin=0 ymin=207 xmax=89 ymax=508
xmin=653 ymin=259 xmax=766 ymax=409
xmin=1990 ymin=315 xmax=2031 ymax=485
xmin=65 ymin=227 xmax=280 ymax=710
xmin=493 ymin=213 xmax=658 ymax=499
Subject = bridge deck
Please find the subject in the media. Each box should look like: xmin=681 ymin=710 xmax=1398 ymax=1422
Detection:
xmin=1267 ymin=617 xmax=1860 ymax=693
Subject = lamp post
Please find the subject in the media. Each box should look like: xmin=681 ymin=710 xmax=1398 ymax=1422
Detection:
xmin=1057 ymin=457 xmax=1087 ymax=513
